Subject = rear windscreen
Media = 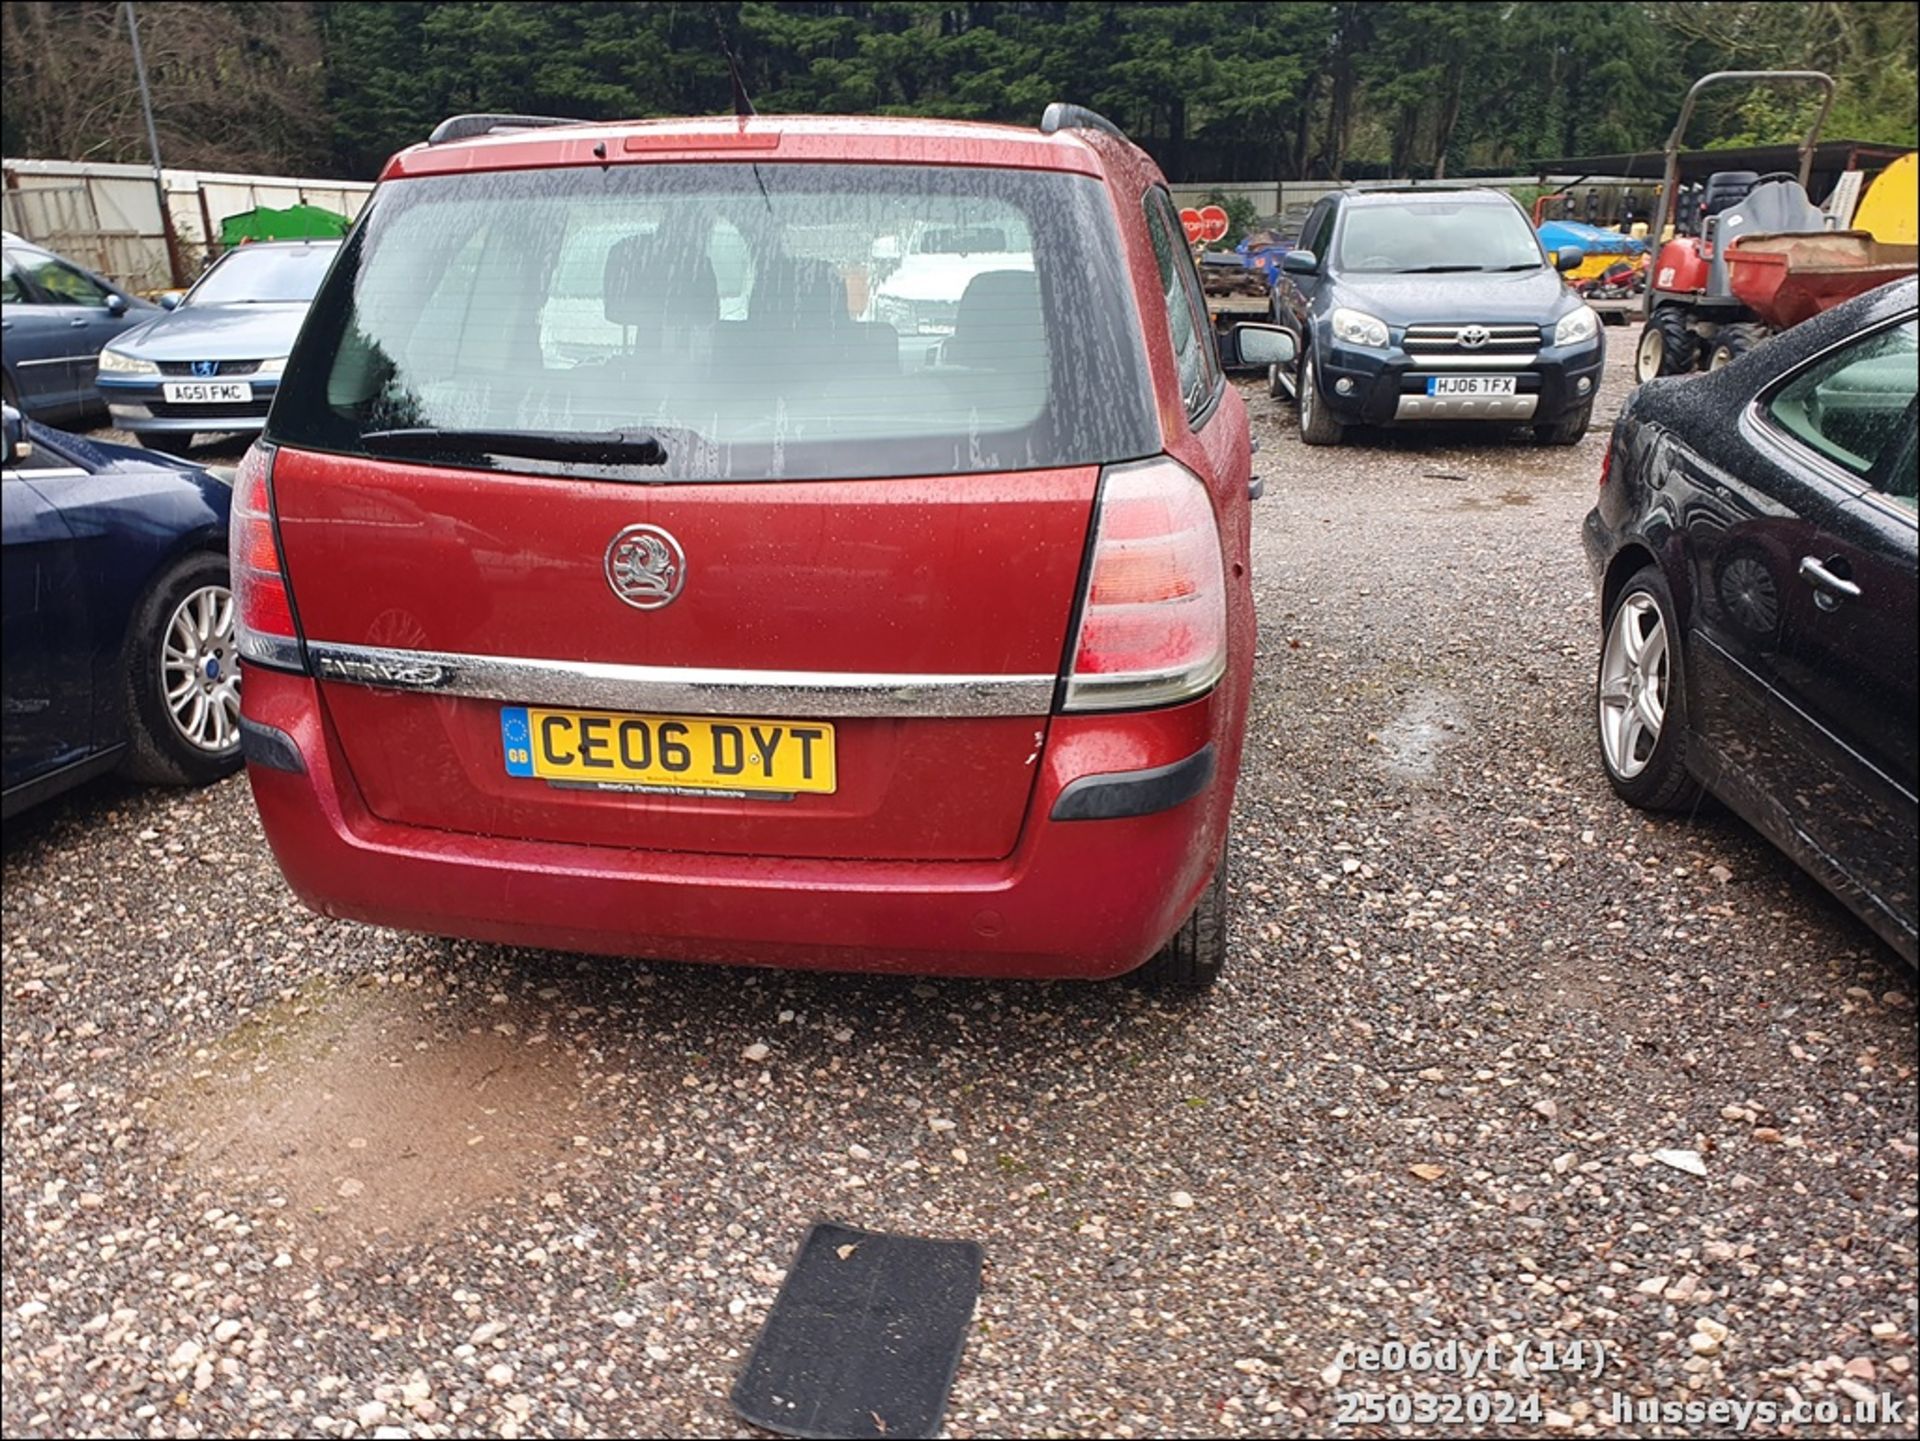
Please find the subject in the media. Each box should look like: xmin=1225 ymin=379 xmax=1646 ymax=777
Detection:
xmin=267 ymin=163 xmax=1157 ymax=480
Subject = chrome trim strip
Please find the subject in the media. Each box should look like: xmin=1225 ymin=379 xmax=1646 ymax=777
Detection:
xmin=304 ymin=639 xmax=1057 ymax=718
xmin=1061 ymin=650 xmax=1226 ymax=712
xmin=1404 ymin=354 xmax=1538 ymax=369
xmin=1 ymin=465 xmax=90 ymax=480
xmin=1405 ymin=324 xmax=1541 ymax=338
xmin=1404 ymin=341 xmax=1536 ymax=351
xmin=237 ymin=627 xmax=306 ymax=673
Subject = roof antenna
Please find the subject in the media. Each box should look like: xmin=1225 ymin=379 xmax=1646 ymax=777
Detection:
xmin=711 ymin=9 xmax=756 ymax=120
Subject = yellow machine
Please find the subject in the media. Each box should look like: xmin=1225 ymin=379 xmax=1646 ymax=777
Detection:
xmin=1852 ymin=151 xmax=1917 ymax=244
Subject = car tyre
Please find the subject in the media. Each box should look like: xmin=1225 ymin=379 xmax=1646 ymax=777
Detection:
xmin=1635 ymin=306 xmax=1697 ymax=383
xmin=1130 ymin=846 xmax=1230 ymax=993
xmin=1535 ymin=402 xmax=1592 ymax=447
xmin=1595 ymin=565 xmax=1700 ymax=812
xmin=1296 ymin=353 xmax=1344 ymax=446
xmin=1707 ymin=322 xmax=1767 ymax=371
xmin=121 ymin=550 xmax=244 ymax=787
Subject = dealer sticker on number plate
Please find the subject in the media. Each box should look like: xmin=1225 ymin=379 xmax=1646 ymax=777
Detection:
xmin=500 ymin=705 xmax=835 ymax=797
xmin=1427 ymin=375 xmax=1517 ymax=397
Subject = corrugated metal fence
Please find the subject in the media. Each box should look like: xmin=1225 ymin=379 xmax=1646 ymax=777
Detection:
xmin=3 ymin=157 xmax=373 ymax=292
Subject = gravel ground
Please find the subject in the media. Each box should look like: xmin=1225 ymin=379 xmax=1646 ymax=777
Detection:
xmin=5 ymin=334 xmax=1915 ymax=1439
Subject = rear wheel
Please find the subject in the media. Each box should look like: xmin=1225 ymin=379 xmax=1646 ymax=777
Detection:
xmin=121 ymin=550 xmax=243 ymax=786
xmin=1595 ymin=566 xmax=1700 ymax=812
xmin=1635 ymin=306 xmax=1697 ymax=383
xmin=1130 ymin=847 xmax=1230 ymax=992
xmin=1297 ymin=353 xmax=1344 ymax=446
xmin=1707 ymin=322 xmax=1767 ymax=371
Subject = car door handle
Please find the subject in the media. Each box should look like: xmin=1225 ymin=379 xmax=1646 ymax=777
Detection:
xmin=1799 ymin=555 xmax=1861 ymax=607
xmin=68 ymin=318 xmax=89 ymax=328
xmin=1248 ymin=475 xmax=1265 ymax=500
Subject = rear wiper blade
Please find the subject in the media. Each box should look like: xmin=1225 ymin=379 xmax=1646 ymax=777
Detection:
xmin=361 ymin=427 xmax=669 ymax=465
xmin=1397 ymin=264 xmax=1484 ymax=273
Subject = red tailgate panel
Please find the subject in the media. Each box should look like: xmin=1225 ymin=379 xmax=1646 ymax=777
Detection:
xmin=271 ymin=449 xmax=1096 ymax=860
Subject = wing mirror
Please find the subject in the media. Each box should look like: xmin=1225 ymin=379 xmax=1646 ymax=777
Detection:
xmin=1227 ymin=323 xmax=1297 ymax=369
xmin=1553 ymin=246 xmax=1585 ymax=272
xmin=1280 ymin=249 xmax=1318 ymax=276
xmin=159 ymin=291 xmax=183 ymax=310
xmin=3 ymin=403 xmax=27 ymax=463
xmin=105 ymin=292 xmax=129 ymax=316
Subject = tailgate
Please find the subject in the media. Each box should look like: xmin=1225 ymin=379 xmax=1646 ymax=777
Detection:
xmin=271 ymin=447 xmax=1094 ymax=860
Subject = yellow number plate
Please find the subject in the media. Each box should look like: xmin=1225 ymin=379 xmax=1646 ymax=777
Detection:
xmin=500 ymin=706 xmax=835 ymax=795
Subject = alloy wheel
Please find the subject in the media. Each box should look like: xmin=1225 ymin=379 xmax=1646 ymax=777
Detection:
xmin=162 ymin=583 xmax=240 ymax=753
xmin=1597 ymin=592 xmax=1669 ymax=779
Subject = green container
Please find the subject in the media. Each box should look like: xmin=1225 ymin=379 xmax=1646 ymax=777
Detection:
xmin=218 ymin=203 xmax=351 ymax=247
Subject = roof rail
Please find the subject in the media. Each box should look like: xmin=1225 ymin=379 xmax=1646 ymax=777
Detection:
xmin=1039 ymin=103 xmax=1128 ymax=142
xmin=428 ymin=113 xmax=584 ymax=145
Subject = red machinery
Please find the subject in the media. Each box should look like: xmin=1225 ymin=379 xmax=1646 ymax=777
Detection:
xmin=1723 ymin=232 xmax=1920 ymax=331
xmin=1635 ymin=71 xmax=1917 ymax=380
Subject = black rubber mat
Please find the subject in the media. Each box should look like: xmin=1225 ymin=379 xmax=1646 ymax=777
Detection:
xmin=731 ymin=1221 xmax=983 ymax=1440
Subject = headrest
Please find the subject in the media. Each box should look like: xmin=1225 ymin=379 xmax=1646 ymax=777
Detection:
xmin=603 ymin=233 xmax=719 ymax=328
xmin=947 ymin=269 xmax=1043 ymax=368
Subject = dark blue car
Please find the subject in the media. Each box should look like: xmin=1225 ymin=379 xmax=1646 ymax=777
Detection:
xmin=2 ymin=403 xmax=239 ymax=818
xmin=1270 ymin=188 xmax=1604 ymax=447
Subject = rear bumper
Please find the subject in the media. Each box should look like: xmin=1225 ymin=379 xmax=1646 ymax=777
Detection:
xmin=240 ymin=668 xmax=1232 ymax=979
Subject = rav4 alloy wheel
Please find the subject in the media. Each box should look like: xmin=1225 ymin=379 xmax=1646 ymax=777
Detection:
xmin=1297 ymin=353 xmax=1345 ymax=446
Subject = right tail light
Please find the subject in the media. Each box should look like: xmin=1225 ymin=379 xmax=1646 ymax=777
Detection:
xmin=1063 ymin=456 xmax=1227 ymax=711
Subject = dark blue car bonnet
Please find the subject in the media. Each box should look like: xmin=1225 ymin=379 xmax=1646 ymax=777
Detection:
xmin=1329 ymin=266 xmax=1579 ymax=327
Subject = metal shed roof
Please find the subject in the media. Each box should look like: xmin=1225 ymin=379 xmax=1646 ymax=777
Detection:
xmin=1528 ymin=139 xmax=1910 ymax=183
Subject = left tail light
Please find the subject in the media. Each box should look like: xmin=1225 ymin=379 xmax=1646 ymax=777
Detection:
xmin=230 ymin=442 xmax=307 ymax=672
